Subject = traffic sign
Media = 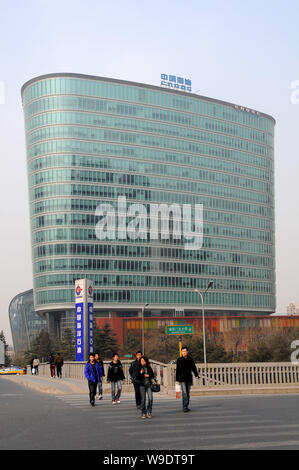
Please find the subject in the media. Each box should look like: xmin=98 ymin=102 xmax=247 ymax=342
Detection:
xmin=166 ymin=325 xmax=194 ymax=335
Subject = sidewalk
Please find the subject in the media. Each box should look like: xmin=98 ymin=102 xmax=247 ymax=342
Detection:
xmin=3 ymin=374 xmax=299 ymax=397
xmin=1 ymin=374 xmax=89 ymax=395
xmin=1 ymin=374 xmax=138 ymax=396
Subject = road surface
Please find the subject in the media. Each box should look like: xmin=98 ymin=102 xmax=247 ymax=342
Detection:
xmin=1 ymin=377 xmax=299 ymax=450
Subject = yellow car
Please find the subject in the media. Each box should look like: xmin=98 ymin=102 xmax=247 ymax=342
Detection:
xmin=0 ymin=366 xmax=26 ymax=375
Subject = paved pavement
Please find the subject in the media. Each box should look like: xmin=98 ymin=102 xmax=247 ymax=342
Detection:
xmin=54 ymin=393 xmax=299 ymax=450
xmin=1 ymin=373 xmax=92 ymax=395
xmin=4 ymin=373 xmax=299 ymax=397
xmin=2 ymin=374 xmax=299 ymax=450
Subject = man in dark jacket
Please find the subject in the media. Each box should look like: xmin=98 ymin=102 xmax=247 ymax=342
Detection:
xmin=129 ymin=350 xmax=142 ymax=408
xmin=54 ymin=352 xmax=64 ymax=378
xmin=107 ymin=353 xmax=125 ymax=404
xmin=176 ymin=346 xmax=198 ymax=412
xmin=84 ymin=352 xmax=103 ymax=406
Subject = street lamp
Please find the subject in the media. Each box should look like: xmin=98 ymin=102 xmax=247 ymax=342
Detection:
xmin=141 ymin=303 xmax=149 ymax=354
xmin=194 ymin=280 xmax=214 ymax=365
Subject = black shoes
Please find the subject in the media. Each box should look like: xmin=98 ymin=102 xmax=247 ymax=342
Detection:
xmin=183 ymin=408 xmax=190 ymax=412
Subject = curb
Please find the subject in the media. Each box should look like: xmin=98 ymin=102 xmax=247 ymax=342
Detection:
xmin=167 ymin=386 xmax=299 ymax=397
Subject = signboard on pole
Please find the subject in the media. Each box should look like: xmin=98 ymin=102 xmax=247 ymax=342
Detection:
xmin=75 ymin=279 xmax=94 ymax=361
xmin=166 ymin=325 xmax=194 ymax=336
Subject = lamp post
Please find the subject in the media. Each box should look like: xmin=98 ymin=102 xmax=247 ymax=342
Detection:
xmin=194 ymin=280 xmax=214 ymax=365
xmin=141 ymin=303 xmax=149 ymax=354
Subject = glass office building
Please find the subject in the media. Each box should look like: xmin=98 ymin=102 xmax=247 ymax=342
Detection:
xmin=21 ymin=73 xmax=275 ymax=333
xmin=8 ymin=289 xmax=47 ymax=354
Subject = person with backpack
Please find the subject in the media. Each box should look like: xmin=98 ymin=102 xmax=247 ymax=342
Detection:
xmin=30 ymin=357 xmax=34 ymax=375
xmin=107 ymin=353 xmax=125 ymax=404
xmin=95 ymin=352 xmax=105 ymax=400
xmin=136 ymin=356 xmax=155 ymax=419
xmin=129 ymin=350 xmax=142 ymax=409
xmin=84 ymin=352 xmax=104 ymax=406
xmin=54 ymin=352 xmax=64 ymax=378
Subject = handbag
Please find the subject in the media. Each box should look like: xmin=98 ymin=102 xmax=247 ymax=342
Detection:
xmin=151 ymin=379 xmax=160 ymax=392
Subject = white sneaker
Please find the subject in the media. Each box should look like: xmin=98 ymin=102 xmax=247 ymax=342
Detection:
xmin=112 ymin=400 xmax=116 ymax=405
xmin=99 ymin=395 xmax=103 ymax=400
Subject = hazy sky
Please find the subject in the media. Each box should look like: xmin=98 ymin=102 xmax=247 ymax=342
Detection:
xmin=1 ymin=0 xmax=298 ymax=344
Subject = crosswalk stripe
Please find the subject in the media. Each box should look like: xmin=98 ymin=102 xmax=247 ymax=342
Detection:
xmin=140 ymin=429 xmax=299 ymax=444
xmin=191 ymin=439 xmax=299 ymax=450
xmin=124 ymin=423 xmax=299 ymax=436
xmin=114 ymin=419 xmax=277 ymax=430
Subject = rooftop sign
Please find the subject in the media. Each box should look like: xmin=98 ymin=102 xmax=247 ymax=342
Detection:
xmin=161 ymin=73 xmax=192 ymax=92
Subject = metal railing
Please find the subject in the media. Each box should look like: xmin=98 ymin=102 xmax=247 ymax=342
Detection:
xmin=168 ymin=362 xmax=299 ymax=387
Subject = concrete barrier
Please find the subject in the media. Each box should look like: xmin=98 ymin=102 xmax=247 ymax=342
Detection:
xmin=28 ymin=360 xmax=299 ymax=394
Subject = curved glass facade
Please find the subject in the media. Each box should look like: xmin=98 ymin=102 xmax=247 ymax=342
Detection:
xmin=8 ymin=290 xmax=47 ymax=354
xmin=22 ymin=73 xmax=275 ymax=316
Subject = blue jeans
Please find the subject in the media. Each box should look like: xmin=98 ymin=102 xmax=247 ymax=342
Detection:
xmin=180 ymin=382 xmax=191 ymax=410
xmin=140 ymin=385 xmax=153 ymax=414
xmin=97 ymin=378 xmax=103 ymax=396
xmin=111 ymin=380 xmax=122 ymax=400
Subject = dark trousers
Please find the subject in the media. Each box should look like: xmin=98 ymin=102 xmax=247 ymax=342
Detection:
xmin=88 ymin=380 xmax=98 ymax=404
xmin=56 ymin=364 xmax=62 ymax=378
xmin=133 ymin=382 xmax=141 ymax=406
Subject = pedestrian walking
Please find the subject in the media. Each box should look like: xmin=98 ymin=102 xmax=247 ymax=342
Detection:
xmin=129 ymin=350 xmax=142 ymax=409
xmin=30 ymin=357 xmax=34 ymax=375
xmin=32 ymin=357 xmax=40 ymax=375
xmin=137 ymin=356 xmax=155 ymax=419
xmin=54 ymin=352 xmax=64 ymax=378
xmin=107 ymin=353 xmax=125 ymax=404
xmin=84 ymin=353 xmax=103 ymax=406
xmin=176 ymin=346 xmax=199 ymax=412
xmin=95 ymin=352 xmax=105 ymax=400
xmin=49 ymin=353 xmax=56 ymax=378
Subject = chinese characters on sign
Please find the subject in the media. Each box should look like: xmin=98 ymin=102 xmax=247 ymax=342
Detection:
xmin=75 ymin=279 xmax=94 ymax=361
xmin=88 ymin=303 xmax=94 ymax=354
xmin=166 ymin=325 xmax=194 ymax=335
xmin=234 ymin=104 xmax=260 ymax=116
xmin=161 ymin=74 xmax=192 ymax=92
xmin=75 ymin=303 xmax=84 ymax=361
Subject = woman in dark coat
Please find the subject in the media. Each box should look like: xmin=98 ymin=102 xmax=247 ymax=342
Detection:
xmin=136 ymin=356 xmax=155 ymax=419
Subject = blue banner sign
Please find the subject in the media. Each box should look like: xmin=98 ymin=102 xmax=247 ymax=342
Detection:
xmin=75 ymin=279 xmax=94 ymax=361
xmin=161 ymin=73 xmax=192 ymax=92
xmin=75 ymin=301 xmax=84 ymax=361
xmin=88 ymin=302 xmax=94 ymax=355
